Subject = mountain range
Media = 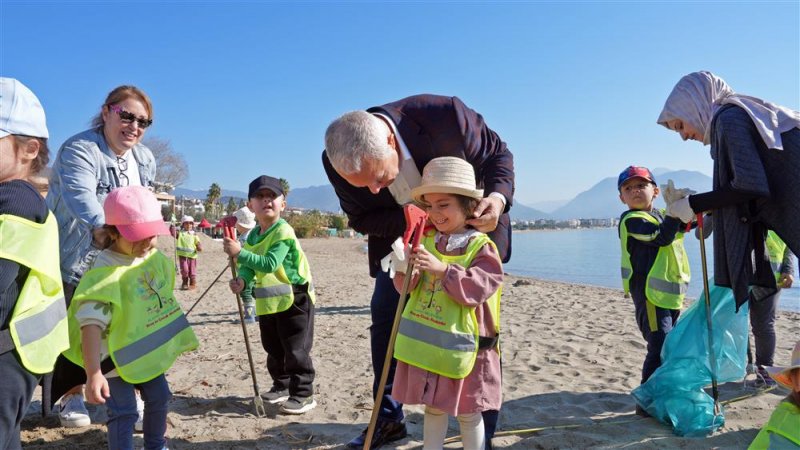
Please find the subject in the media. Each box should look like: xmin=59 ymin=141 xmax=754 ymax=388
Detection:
xmin=173 ymin=169 xmax=712 ymax=221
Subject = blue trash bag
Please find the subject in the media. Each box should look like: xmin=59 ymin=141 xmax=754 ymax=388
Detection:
xmin=631 ymin=281 xmax=749 ymax=436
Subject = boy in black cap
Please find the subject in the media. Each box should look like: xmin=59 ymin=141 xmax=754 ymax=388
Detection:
xmin=222 ymin=175 xmax=318 ymax=414
xmin=617 ymin=165 xmax=691 ymax=417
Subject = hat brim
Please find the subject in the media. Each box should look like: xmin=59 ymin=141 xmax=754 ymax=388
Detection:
xmin=766 ymin=365 xmax=800 ymax=390
xmin=411 ymin=184 xmax=484 ymax=204
xmin=117 ymin=220 xmax=171 ymax=242
xmin=237 ymin=222 xmax=256 ymax=230
xmin=0 ymin=130 xmax=10 ymax=139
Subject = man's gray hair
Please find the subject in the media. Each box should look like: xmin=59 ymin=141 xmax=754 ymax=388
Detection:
xmin=324 ymin=110 xmax=394 ymax=175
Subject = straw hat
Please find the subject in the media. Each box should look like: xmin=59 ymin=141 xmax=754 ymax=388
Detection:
xmin=411 ymin=157 xmax=483 ymax=204
xmin=766 ymin=341 xmax=800 ymax=390
xmin=181 ymin=215 xmax=195 ymax=224
xmin=233 ymin=207 xmax=256 ymax=230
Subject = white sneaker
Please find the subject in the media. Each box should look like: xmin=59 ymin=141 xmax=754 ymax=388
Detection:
xmin=135 ymin=392 xmax=145 ymax=432
xmin=58 ymin=393 xmax=91 ymax=428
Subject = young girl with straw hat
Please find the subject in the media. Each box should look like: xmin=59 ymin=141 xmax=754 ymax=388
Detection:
xmin=391 ymin=156 xmax=503 ymax=450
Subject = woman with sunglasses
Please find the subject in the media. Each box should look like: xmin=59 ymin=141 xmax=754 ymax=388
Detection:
xmin=45 ymin=85 xmax=157 ymax=430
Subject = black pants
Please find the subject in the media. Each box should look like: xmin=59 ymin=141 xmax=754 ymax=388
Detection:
xmin=46 ymin=283 xmax=87 ymax=412
xmin=0 ymin=351 xmax=39 ymax=450
xmin=259 ymin=285 xmax=315 ymax=398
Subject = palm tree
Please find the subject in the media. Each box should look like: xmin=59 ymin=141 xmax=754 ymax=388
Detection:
xmin=206 ymin=183 xmax=221 ymax=220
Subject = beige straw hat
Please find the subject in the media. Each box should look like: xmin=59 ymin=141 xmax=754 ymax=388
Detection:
xmin=411 ymin=157 xmax=483 ymax=204
xmin=766 ymin=340 xmax=800 ymax=390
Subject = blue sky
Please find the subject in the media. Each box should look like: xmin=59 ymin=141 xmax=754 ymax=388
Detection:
xmin=3 ymin=2 xmax=798 ymax=206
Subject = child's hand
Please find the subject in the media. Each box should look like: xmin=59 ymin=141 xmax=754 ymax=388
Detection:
xmin=223 ymin=237 xmax=241 ymax=257
xmin=410 ymin=246 xmax=447 ymax=277
xmin=85 ymin=371 xmax=110 ymax=405
xmin=229 ymin=277 xmax=245 ymax=294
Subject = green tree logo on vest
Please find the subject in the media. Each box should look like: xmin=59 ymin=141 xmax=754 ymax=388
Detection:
xmin=414 ymin=274 xmax=445 ymax=323
xmin=137 ymin=269 xmax=176 ymax=314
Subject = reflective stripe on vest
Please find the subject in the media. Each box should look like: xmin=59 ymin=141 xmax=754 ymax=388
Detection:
xmin=398 ymin=318 xmax=477 ymax=352
xmin=114 ymin=314 xmax=192 ymax=367
xmin=619 ymin=210 xmax=690 ymax=310
xmin=244 ymin=219 xmax=315 ymax=315
xmin=394 ymin=231 xmax=501 ymax=379
xmin=63 ymin=250 xmax=198 ymax=383
xmin=14 ymin=296 xmax=66 ymax=346
xmin=0 ymin=213 xmax=69 ymax=374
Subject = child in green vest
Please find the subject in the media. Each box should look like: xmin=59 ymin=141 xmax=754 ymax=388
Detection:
xmin=391 ymin=157 xmax=503 ymax=450
xmin=0 ymin=78 xmax=69 ymax=449
xmin=64 ymin=185 xmax=199 ymax=450
xmin=617 ymin=165 xmax=691 ymax=417
xmin=749 ymin=340 xmax=800 ymax=449
xmin=222 ymin=175 xmax=317 ymax=415
xmin=175 ymin=215 xmax=202 ymax=290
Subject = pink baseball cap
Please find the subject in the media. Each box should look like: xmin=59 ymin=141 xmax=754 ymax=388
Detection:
xmin=104 ymin=186 xmax=170 ymax=241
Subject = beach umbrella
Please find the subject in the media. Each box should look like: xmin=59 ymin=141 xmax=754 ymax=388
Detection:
xmin=198 ymin=218 xmax=212 ymax=229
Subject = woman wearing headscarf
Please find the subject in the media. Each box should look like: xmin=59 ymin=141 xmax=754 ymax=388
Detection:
xmin=656 ymin=71 xmax=800 ymax=311
xmin=46 ymin=85 xmax=157 ymax=428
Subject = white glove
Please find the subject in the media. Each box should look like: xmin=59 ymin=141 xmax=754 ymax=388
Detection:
xmin=666 ymin=196 xmax=696 ymax=223
xmin=661 ymin=179 xmax=696 ymax=205
xmin=379 ymin=238 xmax=409 ymax=279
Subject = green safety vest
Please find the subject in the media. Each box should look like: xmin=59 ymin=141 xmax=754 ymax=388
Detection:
xmin=176 ymin=231 xmax=198 ymax=258
xmin=620 ymin=210 xmax=690 ymax=311
xmin=748 ymin=399 xmax=800 ymax=450
xmin=0 ymin=213 xmax=69 ymax=374
xmin=244 ymin=220 xmax=315 ymax=315
xmin=766 ymin=230 xmax=788 ymax=284
xmin=394 ymin=231 xmax=501 ymax=379
xmin=63 ymin=250 xmax=198 ymax=384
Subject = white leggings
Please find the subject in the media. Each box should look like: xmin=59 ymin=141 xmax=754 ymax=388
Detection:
xmin=423 ymin=406 xmax=485 ymax=450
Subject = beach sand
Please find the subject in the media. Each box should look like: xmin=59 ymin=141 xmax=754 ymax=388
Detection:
xmin=21 ymin=235 xmax=799 ymax=449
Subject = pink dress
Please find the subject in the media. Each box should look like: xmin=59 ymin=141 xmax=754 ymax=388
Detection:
xmin=391 ymin=233 xmax=503 ymax=416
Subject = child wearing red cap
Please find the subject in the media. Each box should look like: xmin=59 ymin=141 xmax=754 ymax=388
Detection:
xmin=62 ymin=185 xmax=198 ymax=450
xmin=617 ymin=165 xmax=691 ymax=417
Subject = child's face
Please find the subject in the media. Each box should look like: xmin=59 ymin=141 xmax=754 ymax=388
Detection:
xmin=247 ymin=189 xmax=286 ymax=225
xmin=619 ymin=178 xmax=659 ymax=211
xmin=182 ymin=221 xmax=193 ymax=231
xmin=0 ymin=136 xmax=37 ymax=183
xmin=112 ymin=235 xmax=157 ymax=258
xmin=423 ymin=193 xmax=469 ymax=235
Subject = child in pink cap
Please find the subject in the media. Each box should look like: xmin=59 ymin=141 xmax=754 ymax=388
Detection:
xmin=62 ymin=186 xmax=198 ymax=450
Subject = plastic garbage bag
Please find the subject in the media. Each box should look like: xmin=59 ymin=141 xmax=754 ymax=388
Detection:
xmin=631 ymin=281 xmax=749 ymax=436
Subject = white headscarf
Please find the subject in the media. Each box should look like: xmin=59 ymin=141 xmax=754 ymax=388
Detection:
xmin=657 ymin=71 xmax=800 ymax=150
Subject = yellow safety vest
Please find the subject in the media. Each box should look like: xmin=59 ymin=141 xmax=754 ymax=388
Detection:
xmin=244 ymin=220 xmax=315 ymax=315
xmin=766 ymin=230 xmax=788 ymax=284
xmin=748 ymin=399 xmax=800 ymax=450
xmin=620 ymin=210 xmax=690 ymax=310
xmin=394 ymin=231 xmax=501 ymax=379
xmin=63 ymin=250 xmax=198 ymax=384
xmin=0 ymin=213 xmax=69 ymax=374
xmin=176 ymin=231 xmax=198 ymax=258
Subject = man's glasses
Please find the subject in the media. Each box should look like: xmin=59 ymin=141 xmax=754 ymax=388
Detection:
xmin=117 ymin=156 xmax=129 ymax=187
xmin=108 ymin=104 xmax=153 ymax=129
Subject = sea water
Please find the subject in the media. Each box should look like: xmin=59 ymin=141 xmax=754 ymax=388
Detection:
xmin=504 ymin=228 xmax=800 ymax=313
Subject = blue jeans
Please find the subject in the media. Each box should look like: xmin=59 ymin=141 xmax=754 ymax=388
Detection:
xmin=106 ymin=375 xmax=171 ymax=450
xmin=370 ymin=271 xmax=404 ymax=422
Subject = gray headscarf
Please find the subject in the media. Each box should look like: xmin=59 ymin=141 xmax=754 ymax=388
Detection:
xmin=657 ymin=71 xmax=800 ymax=150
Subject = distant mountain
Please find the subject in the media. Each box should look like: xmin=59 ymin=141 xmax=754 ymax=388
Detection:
xmin=509 ymin=202 xmax=551 ymax=221
xmin=549 ymin=170 xmax=712 ymax=220
xmin=174 ymin=185 xmax=343 ymax=213
xmin=526 ymin=199 xmax=568 ymax=213
xmin=173 ymin=169 xmax=710 ymax=220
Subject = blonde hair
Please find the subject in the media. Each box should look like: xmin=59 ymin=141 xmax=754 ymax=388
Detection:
xmin=91 ymin=85 xmax=153 ymax=128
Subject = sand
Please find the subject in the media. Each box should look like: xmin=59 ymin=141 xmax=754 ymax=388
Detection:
xmin=21 ymin=234 xmax=799 ymax=449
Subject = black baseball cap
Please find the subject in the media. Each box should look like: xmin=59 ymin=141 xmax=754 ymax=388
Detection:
xmin=248 ymin=175 xmax=284 ymax=199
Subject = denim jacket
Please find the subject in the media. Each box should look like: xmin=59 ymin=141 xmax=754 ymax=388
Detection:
xmin=46 ymin=128 xmax=156 ymax=285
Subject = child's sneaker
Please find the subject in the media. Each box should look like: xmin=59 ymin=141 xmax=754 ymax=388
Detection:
xmin=755 ymin=366 xmax=777 ymax=387
xmin=279 ymin=396 xmax=317 ymax=415
xmin=134 ymin=391 xmax=145 ymax=432
xmin=58 ymin=393 xmax=91 ymax=428
xmin=261 ymin=386 xmax=289 ymax=404
xmin=243 ymin=305 xmax=256 ymax=324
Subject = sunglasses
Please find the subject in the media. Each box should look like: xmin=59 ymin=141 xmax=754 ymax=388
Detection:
xmin=108 ymin=104 xmax=153 ymax=129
